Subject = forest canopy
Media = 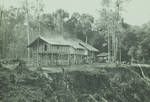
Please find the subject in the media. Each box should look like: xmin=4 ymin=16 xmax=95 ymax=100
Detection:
xmin=0 ymin=0 xmax=150 ymax=63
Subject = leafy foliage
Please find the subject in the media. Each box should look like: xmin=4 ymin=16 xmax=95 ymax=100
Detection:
xmin=0 ymin=0 xmax=150 ymax=63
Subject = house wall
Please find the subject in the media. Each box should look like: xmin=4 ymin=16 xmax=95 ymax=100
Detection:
xmin=76 ymin=49 xmax=88 ymax=55
xmin=31 ymin=40 xmax=73 ymax=54
xmin=29 ymin=40 xmax=96 ymax=66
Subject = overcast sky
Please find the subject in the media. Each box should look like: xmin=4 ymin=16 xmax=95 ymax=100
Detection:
xmin=2 ymin=0 xmax=150 ymax=26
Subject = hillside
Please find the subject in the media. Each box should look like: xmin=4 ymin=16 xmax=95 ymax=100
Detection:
xmin=0 ymin=62 xmax=150 ymax=102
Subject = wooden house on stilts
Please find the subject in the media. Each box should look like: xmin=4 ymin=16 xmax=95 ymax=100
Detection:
xmin=28 ymin=35 xmax=99 ymax=66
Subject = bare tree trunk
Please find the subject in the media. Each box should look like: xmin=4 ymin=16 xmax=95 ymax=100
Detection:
xmin=114 ymin=0 xmax=121 ymax=64
xmin=112 ymin=29 xmax=116 ymax=63
xmin=108 ymin=30 xmax=111 ymax=63
xmin=25 ymin=0 xmax=30 ymax=62
xmin=83 ymin=31 xmax=88 ymax=44
xmin=119 ymin=35 xmax=121 ymax=63
xmin=3 ymin=9 xmax=7 ymax=59
xmin=114 ymin=33 xmax=117 ymax=63
xmin=85 ymin=35 xmax=88 ymax=44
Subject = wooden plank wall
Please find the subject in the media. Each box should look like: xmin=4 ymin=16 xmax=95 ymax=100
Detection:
xmin=30 ymin=41 xmax=96 ymax=66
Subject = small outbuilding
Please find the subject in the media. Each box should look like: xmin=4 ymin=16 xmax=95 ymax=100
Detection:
xmin=97 ymin=52 xmax=108 ymax=63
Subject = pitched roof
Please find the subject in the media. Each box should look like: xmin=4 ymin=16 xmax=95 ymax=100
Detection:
xmin=28 ymin=35 xmax=99 ymax=52
xmin=67 ymin=39 xmax=85 ymax=49
xmin=97 ymin=52 xmax=108 ymax=57
xmin=40 ymin=36 xmax=69 ymax=46
xmin=28 ymin=36 xmax=85 ymax=50
xmin=76 ymin=39 xmax=99 ymax=52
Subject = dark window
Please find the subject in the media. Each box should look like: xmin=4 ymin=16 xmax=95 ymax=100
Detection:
xmin=44 ymin=44 xmax=47 ymax=51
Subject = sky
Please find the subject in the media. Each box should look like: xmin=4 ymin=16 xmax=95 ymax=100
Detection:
xmin=1 ymin=0 xmax=150 ymax=26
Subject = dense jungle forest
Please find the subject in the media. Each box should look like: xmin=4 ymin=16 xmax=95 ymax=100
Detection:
xmin=0 ymin=0 xmax=150 ymax=63
xmin=0 ymin=0 xmax=150 ymax=102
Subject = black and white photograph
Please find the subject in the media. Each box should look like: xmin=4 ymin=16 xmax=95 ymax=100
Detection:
xmin=0 ymin=0 xmax=150 ymax=102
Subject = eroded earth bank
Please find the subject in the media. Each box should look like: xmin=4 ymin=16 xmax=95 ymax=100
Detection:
xmin=0 ymin=63 xmax=150 ymax=102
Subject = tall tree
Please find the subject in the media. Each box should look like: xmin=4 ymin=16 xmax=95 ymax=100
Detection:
xmin=54 ymin=9 xmax=69 ymax=34
xmin=97 ymin=0 xmax=131 ymax=63
xmin=65 ymin=13 xmax=95 ymax=43
xmin=79 ymin=14 xmax=94 ymax=43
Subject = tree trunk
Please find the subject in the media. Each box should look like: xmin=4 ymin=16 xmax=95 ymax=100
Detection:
xmin=108 ymin=31 xmax=111 ymax=63
xmin=85 ymin=35 xmax=88 ymax=44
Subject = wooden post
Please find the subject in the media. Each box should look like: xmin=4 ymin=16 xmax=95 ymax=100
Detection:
xmin=58 ymin=53 xmax=60 ymax=65
xmin=60 ymin=54 xmax=62 ymax=65
xmin=74 ymin=54 xmax=76 ymax=64
xmin=68 ymin=54 xmax=71 ymax=65
xmin=52 ymin=53 xmax=53 ymax=65
xmin=56 ymin=53 xmax=57 ymax=66
xmin=68 ymin=54 xmax=69 ymax=65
